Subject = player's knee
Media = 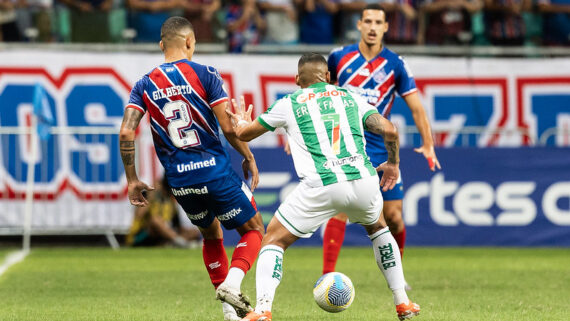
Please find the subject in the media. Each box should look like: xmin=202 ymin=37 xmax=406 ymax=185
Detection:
xmin=199 ymin=220 xmax=223 ymax=239
xmin=262 ymin=233 xmax=296 ymax=250
xmin=384 ymin=211 xmax=403 ymax=234
xmin=248 ymin=225 xmax=265 ymax=237
xmin=260 ymin=217 xmax=297 ymax=250
xmin=237 ymin=212 xmax=265 ymax=236
xmin=362 ymin=215 xmax=388 ymax=236
xmin=382 ymin=202 xmax=402 ymax=223
xmin=200 ymin=229 xmax=223 ymax=240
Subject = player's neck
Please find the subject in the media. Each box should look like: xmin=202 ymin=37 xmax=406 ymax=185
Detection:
xmin=164 ymin=49 xmax=190 ymax=63
xmin=358 ymin=41 xmax=383 ymax=61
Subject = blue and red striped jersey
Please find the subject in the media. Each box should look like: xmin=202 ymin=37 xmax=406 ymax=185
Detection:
xmin=126 ymin=59 xmax=230 ymax=187
xmin=328 ymin=44 xmax=417 ymax=165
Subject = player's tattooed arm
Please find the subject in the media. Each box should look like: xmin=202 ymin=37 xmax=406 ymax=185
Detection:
xmin=120 ymin=108 xmax=154 ymax=206
xmin=366 ymin=113 xmax=400 ymax=191
xmin=385 ymin=140 xmax=399 ymax=165
xmin=119 ymin=108 xmax=144 ymax=182
xmin=120 ymin=141 xmax=135 ymax=166
xmin=365 ymin=113 xmax=400 ymax=164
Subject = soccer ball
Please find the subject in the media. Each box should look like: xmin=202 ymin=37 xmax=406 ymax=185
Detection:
xmin=313 ymin=272 xmax=355 ymax=313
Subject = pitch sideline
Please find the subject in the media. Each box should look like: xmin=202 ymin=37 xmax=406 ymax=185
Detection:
xmin=0 ymin=250 xmax=29 ymax=278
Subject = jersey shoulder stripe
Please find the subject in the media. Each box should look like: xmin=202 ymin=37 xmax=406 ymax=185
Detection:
xmin=175 ymin=62 xmax=208 ymax=102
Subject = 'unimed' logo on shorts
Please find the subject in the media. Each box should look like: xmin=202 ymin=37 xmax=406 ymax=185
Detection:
xmin=218 ymin=208 xmax=242 ymax=221
xmin=171 ymin=186 xmax=209 ymax=196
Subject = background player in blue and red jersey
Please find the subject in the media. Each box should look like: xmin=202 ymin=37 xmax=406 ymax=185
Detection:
xmin=324 ymin=4 xmax=441 ymax=285
xmin=119 ymin=17 xmax=263 ymax=321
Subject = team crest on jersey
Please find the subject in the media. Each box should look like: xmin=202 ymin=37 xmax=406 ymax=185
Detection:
xmin=372 ymin=68 xmax=388 ymax=83
xmin=207 ymin=66 xmax=223 ymax=81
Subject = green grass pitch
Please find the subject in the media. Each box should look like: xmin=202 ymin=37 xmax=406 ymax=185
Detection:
xmin=0 ymin=247 xmax=569 ymax=321
xmin=0 ymin=248 xmax=17 ymax=259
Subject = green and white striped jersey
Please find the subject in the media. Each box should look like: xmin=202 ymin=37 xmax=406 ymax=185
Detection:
xmin=257 ymin=82 xmax=379 ymax=187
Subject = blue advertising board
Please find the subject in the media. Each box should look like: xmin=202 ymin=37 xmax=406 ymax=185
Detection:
xmin=229 ymin=147 xmax=570 ymax=247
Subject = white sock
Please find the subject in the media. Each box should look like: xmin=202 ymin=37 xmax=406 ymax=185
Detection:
xmin=222 ymin=302 xmax=237 ymax=315
xmin=224 ymin=267 xmax=245 ymax=290
xmin=369 ymin=227 xmax=409 ymax=305
xmin=254 ymin=245 xmax=284 ymax=313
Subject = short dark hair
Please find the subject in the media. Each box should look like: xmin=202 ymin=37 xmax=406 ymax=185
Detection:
xmin=362 ymin=3 xmax=386 ymax=18
xmin=160 ymin=16 xmax=194 ymax=41
xmin=298 ymin=53 xmax=327 ymax=69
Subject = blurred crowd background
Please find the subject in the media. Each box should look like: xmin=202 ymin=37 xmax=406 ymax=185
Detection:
xmin=0 ymin=0 xmax=569 ymax=52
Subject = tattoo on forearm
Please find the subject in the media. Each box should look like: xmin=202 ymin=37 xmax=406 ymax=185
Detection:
xmin=365 ymin=114 xmax=385 ymax=135
xmin=120 ymin=141 xmax=135 ymax=166
xmin=366 ymin=114 xmax=399 ymax=164
xmin=386 ymin=140 xmax=400 ymax=165
xmin=123 ymin=109 xmax=143 ymax=131
xmin=119 ymin=109 xmax=143 ymax=168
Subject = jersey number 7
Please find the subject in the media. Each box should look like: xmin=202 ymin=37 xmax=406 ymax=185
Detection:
xmin=321 ymin=113 xmax=341 ymax=155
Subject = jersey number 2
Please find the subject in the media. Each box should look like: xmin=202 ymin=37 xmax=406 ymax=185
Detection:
xmin=164 ymin=100 xmax=200 ymax=148
xmin=321 ymin=113 xmax=341 ymax=155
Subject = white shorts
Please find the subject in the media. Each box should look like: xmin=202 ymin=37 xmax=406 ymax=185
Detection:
xmin=275 ymin=175 xmax=383 ymax=238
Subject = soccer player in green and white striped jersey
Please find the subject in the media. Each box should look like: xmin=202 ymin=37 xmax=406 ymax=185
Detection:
xmin=226 ymin=53 xmax=420 ymax=321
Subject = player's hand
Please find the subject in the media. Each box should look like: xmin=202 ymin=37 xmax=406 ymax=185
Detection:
xmin=227 ymin=96 xmax=253 ymax=128
xmin=414 ymin=145 xmax=441 ymax=171
xmin=242 ymin=158 xmax=259 ymax=192
xmin=376 ymin=162 xmax=399 ymax=192
xmin=128 ymin=180 xmax=154 ymax=207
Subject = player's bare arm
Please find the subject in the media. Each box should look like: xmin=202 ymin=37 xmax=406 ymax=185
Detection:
xmin=119 ymin=108 xmax=154 ymax=207
xmin=365 ymin=113 xmax=400 ymax=191
xmin=212 ymin=100 xmax=260 ymax=191
xmin=403 ymin=91 xmax=441 ymax=171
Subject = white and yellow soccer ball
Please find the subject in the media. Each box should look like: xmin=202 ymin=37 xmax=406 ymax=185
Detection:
xmin=313 ymin=272 xmax=355 ymax=313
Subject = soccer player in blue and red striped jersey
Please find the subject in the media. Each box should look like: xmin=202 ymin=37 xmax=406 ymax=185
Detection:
xmin=119 ymin=17 xmax=263 ymax=321
xmin=325 ymin=4 xmax=441 ymax=289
